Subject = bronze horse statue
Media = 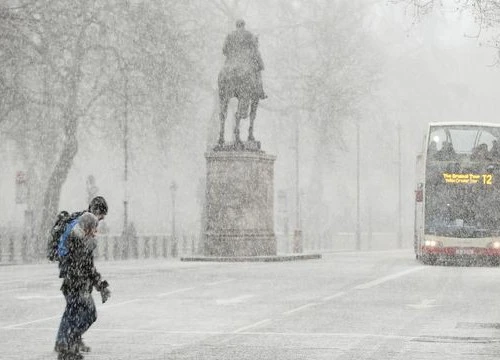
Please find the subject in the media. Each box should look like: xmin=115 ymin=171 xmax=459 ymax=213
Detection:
xmin=217 ymin=62 xmax=260 ymax=148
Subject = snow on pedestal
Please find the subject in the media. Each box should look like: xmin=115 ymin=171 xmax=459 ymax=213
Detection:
xmin=204 ymin=147 xmax=276 ymax=257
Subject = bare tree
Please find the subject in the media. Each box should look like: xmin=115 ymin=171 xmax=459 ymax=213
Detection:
xmin=265 ymin=0 xmax=382 ymax=239
xmin=394 ymin=0 xmax=500 ymax=57
xmin=0 ymin=1 xmax=200 ymax=257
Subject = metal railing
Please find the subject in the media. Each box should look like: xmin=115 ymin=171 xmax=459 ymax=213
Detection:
xmin=0 ymin=232 xmax=200 ymax=264
xmin=0 ymin=231 xmax=408 ymax=264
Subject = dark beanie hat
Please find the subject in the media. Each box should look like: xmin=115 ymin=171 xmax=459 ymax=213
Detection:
xmin=89 ymin=196 xmax=108 ymax=215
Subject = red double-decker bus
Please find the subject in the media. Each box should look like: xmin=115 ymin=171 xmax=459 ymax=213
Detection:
xmin=414 ymin=122 xmax=500 ymax=265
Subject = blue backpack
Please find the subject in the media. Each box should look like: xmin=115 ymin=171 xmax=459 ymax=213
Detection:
xmin=47 ymin=211 xmax=82 ymax=261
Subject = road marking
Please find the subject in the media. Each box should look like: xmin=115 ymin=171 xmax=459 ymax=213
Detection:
xmin=2 ymin=315 xmax=61 ymax=329
xmin=4 ymin=327 xmax=417 ymax=340
xmin=4 ymin=284 xmax=199 ymax=329
xmin=0 ymin=276 xmax=55 ymax=285
xmin=0 ymin=288 xmax=27 ymax=294
xmin=242 ymin=331 xmax=414 ymax=340
xmin=233 ymin=319 xmax=272 ymax=333
xmin=407 ymin=299 xmax=440 ymax=309
xmin=216 ymin=294 xmax=255 ymax=305
xmin=206 ymin=279 xmax=236 ymax=286
xmin=354 ymin=267 xmax=426 ymax=290
xmin=157 ymin=287 xmax=195 ymax=297
xmin=4 ymin=327 xmax=226 ymax=335
xmin=283 ymin=302 xmax=319 ymax=315
xmin=2 ymin=298 xmax=143 ymax=329
xmin=100 ymin=299 xmax=142 ymax=309
xmin=17 ymin=294 xmax=61 ymax=300
xmin=322 ymin=291 xmax=347 ymax=301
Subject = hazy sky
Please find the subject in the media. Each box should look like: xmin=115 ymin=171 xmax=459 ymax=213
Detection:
xmin=3 ymin=1 xmax=500 ymax=244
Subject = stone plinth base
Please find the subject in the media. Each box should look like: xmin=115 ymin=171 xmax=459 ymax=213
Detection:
xmin=205 ymin=231 xmax=275 ymax=257
xmin=205 ymin=149 xmax=276 ymax=257
xmin=181 ymin=253 xmax=322 ymax=262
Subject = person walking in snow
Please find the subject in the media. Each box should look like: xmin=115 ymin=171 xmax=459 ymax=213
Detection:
xmin=54 ymin=198 xmax=110 ymax=360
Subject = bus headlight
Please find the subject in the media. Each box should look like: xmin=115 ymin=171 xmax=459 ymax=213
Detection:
xmin=488 ymin=241 xmax=500 ymax=249
xmin=425 ymin=240 xmax=437 ymax=247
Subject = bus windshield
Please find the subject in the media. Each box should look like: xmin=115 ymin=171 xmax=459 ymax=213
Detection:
xmin=425 ymin=124 xmax=500 ymax=237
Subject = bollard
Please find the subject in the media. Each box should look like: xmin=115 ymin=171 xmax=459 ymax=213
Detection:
xmin=121 ymin=234 xmax=128 ymax=260
xmin=103 ymin=237 xmax=109 ymax=261
xmin=9 ymin=236 xmax=15 ymax=262
xmin=113 ymin=236 xmax=120 ymax=260
xmin=182 ymin=235 xmax=188 ymax=256
xmin=171 ymin=235 xmax=178 ymax=258
xmin=131 ymin=234 xmax=138 ymax=259
xmin=162 ymin=236 xmax=168 ymax=258
xmin=144 ymin=236 xmax=150 ymax=258
xmin=21 ymin=234 xmax=28 ymax=263
xmin=152 ymin=237 xmax=158 ymax=258
xmin=293 ymin=229 xmax=303 ymax=253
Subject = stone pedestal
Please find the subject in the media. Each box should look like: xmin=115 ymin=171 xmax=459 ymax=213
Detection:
xmin=204 ymin=148 xmax=276 ymax=256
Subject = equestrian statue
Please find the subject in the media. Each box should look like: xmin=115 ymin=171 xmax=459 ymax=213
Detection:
xmin=217 ymin=19 xmax=267 ymax=149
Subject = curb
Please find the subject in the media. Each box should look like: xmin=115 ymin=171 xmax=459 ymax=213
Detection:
xmin=180 ymin=253 xmax=322 ymax=262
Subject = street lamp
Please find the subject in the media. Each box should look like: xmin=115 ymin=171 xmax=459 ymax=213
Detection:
xmin=356 ymin=121 xmax=361 ymax=251
xmin=289 ymin=2 xmax=303 ymax=254
xmin=293 ymin=113 xmax=303 ymax=253
xmin=170 ymin=181 xmax=178 ymax=257
xmin=397 ymin=120 xmax=403 ymax=249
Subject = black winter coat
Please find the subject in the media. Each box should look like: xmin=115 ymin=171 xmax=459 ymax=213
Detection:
xmin=59 ymin=223 xmax=102 ymax=295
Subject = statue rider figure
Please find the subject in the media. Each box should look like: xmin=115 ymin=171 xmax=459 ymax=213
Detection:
xmin=222 ymin=19 xmax=267 ymax=100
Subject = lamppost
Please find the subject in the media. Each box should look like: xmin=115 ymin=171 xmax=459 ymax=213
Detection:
xmin=122 ymin=78 xmax=129 ymax=236
xmin=170 ymin=181 xmax=178 ymax=257
xmin=291 ymin=0 xmax=303 ymax=253
xmin=293 ymin=114 xmax=303 ymax=253
xmin=397 ymin=120 xmax=403 ymax=248
xmin=356 ymin=121 xmax=361 ymax=251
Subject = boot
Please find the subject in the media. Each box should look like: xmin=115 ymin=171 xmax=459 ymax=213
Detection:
xmin=76 ymin=338 xmax=91 ymax=352
xmin=54 ymin=343 xmax=67 ymax=353
xmin=58 ymin=353 xmax=84 ymax=360
xmin=57 ymin=347 xmax=83 ymax=360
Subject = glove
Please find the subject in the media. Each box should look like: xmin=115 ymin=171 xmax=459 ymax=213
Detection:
xmin=100 ymin=287 xmax=111 ymax=304
xmin=96 ymin=280 xmax=110 ymax=303
xmin=96 ymin=280 xmax=109 ymax=292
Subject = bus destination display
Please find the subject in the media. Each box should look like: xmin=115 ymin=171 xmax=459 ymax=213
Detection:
xmin=442 ymin=173 xmax=493 ymax=185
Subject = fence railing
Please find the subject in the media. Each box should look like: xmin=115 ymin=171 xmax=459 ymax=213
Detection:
xmin=94 ymin=234 xmax=201 ymax=261
xmin=0 ymin=233 xmax=201 ymax=264
xmin=0 ymin=231 xmax=406 ymax=264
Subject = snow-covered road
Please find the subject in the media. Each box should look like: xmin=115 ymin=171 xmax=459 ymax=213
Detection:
xmin=2 ymin=250 xmax=500 ymax=359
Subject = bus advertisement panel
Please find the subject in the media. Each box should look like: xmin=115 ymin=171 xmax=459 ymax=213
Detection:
xmin=415 ymin=122 xmax=500 ymax=265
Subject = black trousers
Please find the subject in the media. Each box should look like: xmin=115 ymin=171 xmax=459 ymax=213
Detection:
xmin=55 ymin=290 xmax=97 ymax=348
